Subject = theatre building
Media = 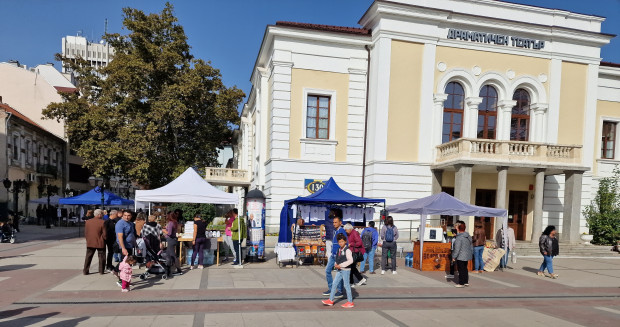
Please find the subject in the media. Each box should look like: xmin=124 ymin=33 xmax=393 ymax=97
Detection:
xmin=232 ymin=0 xmax=619 ymax=240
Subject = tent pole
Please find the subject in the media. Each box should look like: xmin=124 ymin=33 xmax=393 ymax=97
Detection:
xmin=419 ymin=214 xmax=426 ymax=270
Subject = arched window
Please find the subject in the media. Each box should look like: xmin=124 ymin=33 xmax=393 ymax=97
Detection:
xmin=477 ymin=85 xmax=498 ymax=139
xmin=442 ymin=82 xmax=465 ymax=143
xmin=511 ymin=88 xmax=530 ymax=141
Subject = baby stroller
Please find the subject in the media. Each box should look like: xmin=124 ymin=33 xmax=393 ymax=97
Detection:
xmin=0 ymin=223 xmax=16 ymax=244
xmin=139 ymin=234 xmax=171 ymax=280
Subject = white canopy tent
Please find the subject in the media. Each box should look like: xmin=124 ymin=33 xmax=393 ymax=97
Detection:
xmin=134 ymin=167 xmax=239 ymax=205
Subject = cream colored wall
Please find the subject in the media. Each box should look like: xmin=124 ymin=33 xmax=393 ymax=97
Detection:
xmin=434 ymin=46 xmax=550 ymax=94
xmin=557 ymin=62 xmax=588 ymax=146
xmin=289 ymin=68 xmax=349 ymax=161
xmin=593 ymin=100 xmax=620 ymax=174
xmin=0 ymin=64 xmax=66 ymax=139
xmin=386 ymin=40 xmax=424 ymax=162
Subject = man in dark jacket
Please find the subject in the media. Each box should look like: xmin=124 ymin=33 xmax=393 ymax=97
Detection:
xmin=452 ymin=223 xmax=473 ymax=288
xmin=84 ymin=209 xmax=107 ymax=275
xmin=103 ymin=210 xmax=119 ymax=271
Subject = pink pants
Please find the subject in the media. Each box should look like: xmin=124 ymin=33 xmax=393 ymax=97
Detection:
xmin=122 ymin=280 xmax=131 ymax=290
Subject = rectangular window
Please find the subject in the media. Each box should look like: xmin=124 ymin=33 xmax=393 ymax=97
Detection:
xmin=602 ymin=121 xmax=616 ymax=159
xmin=12 ymin=136 xmax=19 ymax=160
xmin=306 ymin=95 xmax=330 ymax=139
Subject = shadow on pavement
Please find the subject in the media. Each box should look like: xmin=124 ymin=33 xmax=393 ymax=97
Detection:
xmin=0 ymin=312 xmax=61 ymax=327
xmin=522 ymin=266 xmax=540 ymax=273
xmin=0 ymin=264 xmax=36 ymax=272
xmin=129 ymin=276 xmax=166 ymax=291
xmin=0 ymin=306 xmax=37 ymax=319
xmin=0 ymin=254 xmax=32 ymax=260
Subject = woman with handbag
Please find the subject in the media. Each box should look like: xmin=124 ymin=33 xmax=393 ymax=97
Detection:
xmin=344 ymin=223 xmax=367 ymax=287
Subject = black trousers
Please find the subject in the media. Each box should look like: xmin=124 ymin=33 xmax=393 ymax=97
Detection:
xmin=232 ymin=240 xmax=243 ymax=264
xmin=349 ymin=262 xmax=364 ymax=284
xmin=456 ymin=260 xmax=469 ymax=285
xmin=84 ymin=247 xmax=106 ymax=274
xmin=105 ymin=242 xmax=115 ymax=270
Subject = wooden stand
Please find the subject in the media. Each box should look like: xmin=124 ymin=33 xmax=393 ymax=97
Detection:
xmin=413 ymin=241 xmax=473 ymax=271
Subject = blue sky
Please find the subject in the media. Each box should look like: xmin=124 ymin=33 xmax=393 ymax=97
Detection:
xmin=1 ymin=0 xmax=618 ymax=102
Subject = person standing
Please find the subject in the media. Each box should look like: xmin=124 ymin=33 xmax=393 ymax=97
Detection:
xmin=223 ymin=210 xmax=236 ymax=262
xmin=163 ymin=211 xmax=183 ymax=276
xmin=230 ymin=208 xmax=246 ymax=267
xmin=134 ymin=214 xmax=147 ymax=262
xmin=360 ymin=221 xmax=379 ymax=274
xmin=496 ymin=225 xmax=516 ymax=269
xmin=190 ymin=213 xmax=207 ymax=269
xmin=103 ymin=210 xmax=119 ymax=271
xmin=380 ymin=216 xmax=399 ymax=275
xmin=344 ymin=223 xmax=366 ymax=287
xmin=324 ymin=210 xmax=336 ymax=255
xmin=36 ymin=205 xmax=42 ymax=226
xmin=321 ymin=233 xmax=355 ymax=308
xmin=452 ymin=223 xmax=473 ymax=288
xmin=472 ymin=223 xmax=486 ymax=273
xmin=323 ymin=209 xmax=347 ymax=298
xmin=537 ymin=225 xmax=559 ymax=279
xmin=83 ymin=209 xmax=107 ymax=275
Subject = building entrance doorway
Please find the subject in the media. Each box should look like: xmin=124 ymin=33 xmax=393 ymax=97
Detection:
xmin=475 ymin=189 xmax=496 ymax=239
xmin=508 ymin=191 xmax=528 ymax=240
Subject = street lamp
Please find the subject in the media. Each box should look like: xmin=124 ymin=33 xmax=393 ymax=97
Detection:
xmin=88 ymin=176 xmax=109 ymax=208
xmin=37 ymin=183 xmax=59 ymax=229
xmin=3 ymin=178 xmax=29 ymax=221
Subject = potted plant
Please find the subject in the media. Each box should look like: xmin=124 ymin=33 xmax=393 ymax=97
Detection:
xmin=580 ymin=232 xmax=593 ymax=245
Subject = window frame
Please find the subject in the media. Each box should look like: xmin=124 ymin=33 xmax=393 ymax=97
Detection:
xmin=477 ymin=85 xmax=498 ymax=140
xmin=442 ymin=81 xmax=465 ymax=143
xmin=510 ymin=88 xmax=531 ymax=141
xmin=302 ymin=88 xmax=337 ymax=141
xmin=306 ymin=95 xmax=330 ymax=139
xmin=601 ymin=120 xmax=617 ymax=160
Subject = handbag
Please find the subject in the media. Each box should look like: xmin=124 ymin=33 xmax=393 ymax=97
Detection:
xmin=511 ymin=251 xmax=517 ymax=264
xmin=352 ymin=251 xmax=364 ymax=263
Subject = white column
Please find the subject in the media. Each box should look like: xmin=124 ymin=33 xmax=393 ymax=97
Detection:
xmin=366 ymin=36 xmax=391 ymax=162
xmin=530 ymin=103 xmax=548 ymax=142
xmin=497 ymin=100 xmax=516 ymax=140
xmin=347 ymin=67 xmax=367 ymax=164
xmin=495 ymin=166 xmax=508 ymax=235
xmin=269 ymin=59 xmax=293 ymax=159
xmin=531 ymin=168 xmax=545 ymax=243
xmin=464 ymin=97 xmax=482 ymax=138
xmin=432 ymin=93 xmax=448 ymax=149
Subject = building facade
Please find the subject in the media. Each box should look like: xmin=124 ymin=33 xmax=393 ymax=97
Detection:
xmin=238 ymin=0 xmax=619 ymax=240
xmin=61 ymin=35 xmax=114 ymax=74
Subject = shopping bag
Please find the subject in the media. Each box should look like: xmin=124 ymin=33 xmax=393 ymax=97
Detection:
xmin=511 ymin=251 xmax=517 ymax=264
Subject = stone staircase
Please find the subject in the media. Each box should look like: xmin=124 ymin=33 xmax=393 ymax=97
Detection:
xmin=513 ymin=241 xmax=618 ymax=257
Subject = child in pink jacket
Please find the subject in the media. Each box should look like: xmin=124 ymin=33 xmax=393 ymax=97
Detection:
xmin=119 ymin=255 xmax=137 ymax=292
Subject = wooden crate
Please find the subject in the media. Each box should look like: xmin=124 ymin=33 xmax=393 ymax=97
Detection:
xmin=412 ymin=241 xmax=473 ymax=271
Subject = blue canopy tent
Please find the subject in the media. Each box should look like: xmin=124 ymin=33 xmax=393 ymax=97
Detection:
xmin=278 ymin=178 xmax=385 ymax=242
xmin=59 ymin=186 xmax=134 ymax=206
xmin=387 ymin=192 xmax=508 ymax=270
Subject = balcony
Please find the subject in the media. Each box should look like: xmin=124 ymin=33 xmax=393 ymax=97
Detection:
xmin=37 ymin=164 xmax=58 ymax=178
xmin=435 ymin=138 xmax=584 ymax=171
xmin=204 ymin=167 xmax=251 ymax=187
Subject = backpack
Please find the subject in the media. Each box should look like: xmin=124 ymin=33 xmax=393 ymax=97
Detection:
xmin=362 ymin=229 xmax=373 ymax=250
xmin=385 ymin=226 xmax=394 ymax=242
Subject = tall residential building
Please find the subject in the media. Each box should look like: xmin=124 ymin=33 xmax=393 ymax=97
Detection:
xmin=231 ymin=0 xmax=619 ymax=242
xmin=61 ymin=35 xmax=114 ymax=73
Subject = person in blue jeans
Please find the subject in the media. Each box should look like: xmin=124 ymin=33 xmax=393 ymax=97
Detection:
xmin=472 ymin=223 xmax=486 ymax=273
xmin=360 ymin=221 xmax=379 ymax=274
xmin=323 ymin=209 xmax=347 ymax=298
xmin=537 ymin=225 xmax=559 ymax=279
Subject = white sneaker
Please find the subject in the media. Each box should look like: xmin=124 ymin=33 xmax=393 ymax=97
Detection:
xmin=392 ymin=271 xmax=398 ymax=275
xmin=381 ymin=270 xmax=385 ymax=275
xmin=356 ymin=277 xmax=367 ymax=286
xmin=445 ymin=274 xmax=454 ymax=278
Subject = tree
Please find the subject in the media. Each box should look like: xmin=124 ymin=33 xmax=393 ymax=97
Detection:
xmin=44 ymin=3 xmax=244 ymax=187
xmin=583 ymin=166 xmax=620 ymax=245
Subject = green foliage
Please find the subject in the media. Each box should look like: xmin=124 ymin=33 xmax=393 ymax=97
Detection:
xmin=44 ymin=2 xmax=244 ymax=188
xmin=583 ymin=166 xmax=620 ymax=245
xmin=167 ymin=203 xmax=216 ymax=225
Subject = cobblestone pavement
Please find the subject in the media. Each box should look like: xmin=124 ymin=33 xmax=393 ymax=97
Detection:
xmin=0 ymin=225 xmax=619 ymax=326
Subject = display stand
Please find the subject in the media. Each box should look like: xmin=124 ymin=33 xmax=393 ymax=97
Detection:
xmin=412 ymin=241 xmax=473 ymax=271
xmin=293 ymin=225 xmax=326 ymax=265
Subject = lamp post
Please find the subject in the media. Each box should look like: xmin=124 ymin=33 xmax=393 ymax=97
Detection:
xmin=88 ymin=176 xmax=109 ymax=208
xmin=3 ymin=179 xmax=29 ymax=229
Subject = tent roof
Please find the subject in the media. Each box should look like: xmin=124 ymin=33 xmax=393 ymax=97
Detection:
xmin=134 ymin=167 xmax=238 ymax=204
xmin=59 ymin=187 xmax=134 ymax=206
xmin=29 ymin=195 xmax=64 ymax=205
xmin=286 ymin=177 xmax=384 ymax=204
xmin=387 ymin=192 xmax=507 ymax=217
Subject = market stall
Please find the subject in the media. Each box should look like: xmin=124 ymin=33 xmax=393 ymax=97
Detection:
xmin=59 ymin=187 xmax=134 ymax=206
xmin=387 ymin=192 xmax=507 ymax=271
xmin=134 ymin=167 xmax=239 ymax=266
xmin=278 ymin=178 xmax=385 ymax=266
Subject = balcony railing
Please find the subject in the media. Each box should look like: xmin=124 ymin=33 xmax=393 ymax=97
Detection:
xmin=204 ymin=167 xmax=251 ymax=186
xmin=436 ymin=139 xmax=582 ymax=166
xmin=37 ymin=164 xmax=58 ymax=177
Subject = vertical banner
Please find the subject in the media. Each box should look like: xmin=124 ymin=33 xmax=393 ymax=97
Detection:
xmin=247 ymin=199 xmax=266 ymax=260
